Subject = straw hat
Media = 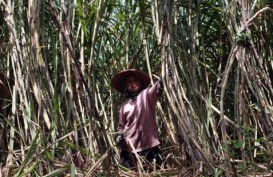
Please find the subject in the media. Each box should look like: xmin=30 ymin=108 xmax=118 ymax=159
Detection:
xmin=111 ymin=68 xmax=150 ymax=93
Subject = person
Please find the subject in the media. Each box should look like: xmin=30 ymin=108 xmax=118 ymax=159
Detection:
xmin=111 ymin=68 xmax=163 ymax=170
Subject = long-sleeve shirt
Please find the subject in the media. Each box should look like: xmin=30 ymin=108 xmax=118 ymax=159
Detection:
xmin=118 ymin=80 xmax=162 ymax=152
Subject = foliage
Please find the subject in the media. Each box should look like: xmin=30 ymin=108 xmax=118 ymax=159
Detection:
xmin=0 ymin=0 xmax=273 ymax=176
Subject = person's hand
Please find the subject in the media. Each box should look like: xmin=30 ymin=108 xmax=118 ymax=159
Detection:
xmin=168 ymin=68 xmax=173 ymax=77
xmin=116 ymin=134 xmax=123 ymax=144
xmin=116 ymin=134 xmax=127 ymax=149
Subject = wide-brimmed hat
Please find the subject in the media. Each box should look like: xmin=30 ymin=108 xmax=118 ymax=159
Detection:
xmin=111 ymin=69 xmax=150 ymax=93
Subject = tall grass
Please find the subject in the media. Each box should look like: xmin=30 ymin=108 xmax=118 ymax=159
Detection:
xmin=0 ymin=0 xmax=273 ymax=176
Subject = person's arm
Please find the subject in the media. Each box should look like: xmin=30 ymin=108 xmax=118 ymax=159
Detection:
xmin=146 ymin=79 xmax=163 ymax=103
xmin=116 ymin=106 xmax=127 ymax=149
xmin=117 ymin=106 xmax=125 ymax=133
xmin=156 ymin=79 xmax=163 ymax=97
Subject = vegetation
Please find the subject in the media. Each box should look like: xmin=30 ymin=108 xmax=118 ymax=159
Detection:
xmin=0 ymin=0 xmax=273 ymax=176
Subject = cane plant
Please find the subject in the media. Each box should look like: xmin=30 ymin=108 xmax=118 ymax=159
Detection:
xmin=0 ymin=0 xmax=273 ymax=176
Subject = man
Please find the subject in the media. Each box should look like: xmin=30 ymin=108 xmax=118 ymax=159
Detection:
xmin=111 ymin=68 xmax=163 ymax=170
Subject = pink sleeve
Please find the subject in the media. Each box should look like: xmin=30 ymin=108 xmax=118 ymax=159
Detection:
xmin=147 ymin=80 xmax=163 ymax=104
xmin=117 ymin=105 xmax=125 ymax=133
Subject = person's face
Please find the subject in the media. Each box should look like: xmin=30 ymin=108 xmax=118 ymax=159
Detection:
xmin=125 ymin=75 xmax=141 ymax=92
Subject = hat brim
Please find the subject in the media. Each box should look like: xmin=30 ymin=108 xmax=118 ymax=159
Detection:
xmin=111 ymin=69 xmax=150 ymax=93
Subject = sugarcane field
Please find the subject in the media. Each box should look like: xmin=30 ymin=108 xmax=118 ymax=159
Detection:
xmin=0 ymin=0 xmax=273 ymax=177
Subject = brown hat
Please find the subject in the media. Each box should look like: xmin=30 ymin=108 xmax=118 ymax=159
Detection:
xmin=111 ymin=69 xmax=150 ymax=93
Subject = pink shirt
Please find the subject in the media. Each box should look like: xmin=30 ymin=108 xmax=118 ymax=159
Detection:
xmin=118 ymin=81 xmax=162 ymax=152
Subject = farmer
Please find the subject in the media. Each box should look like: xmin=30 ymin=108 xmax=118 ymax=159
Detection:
xmin=111 ymin=68 xmax=163 ymax=170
